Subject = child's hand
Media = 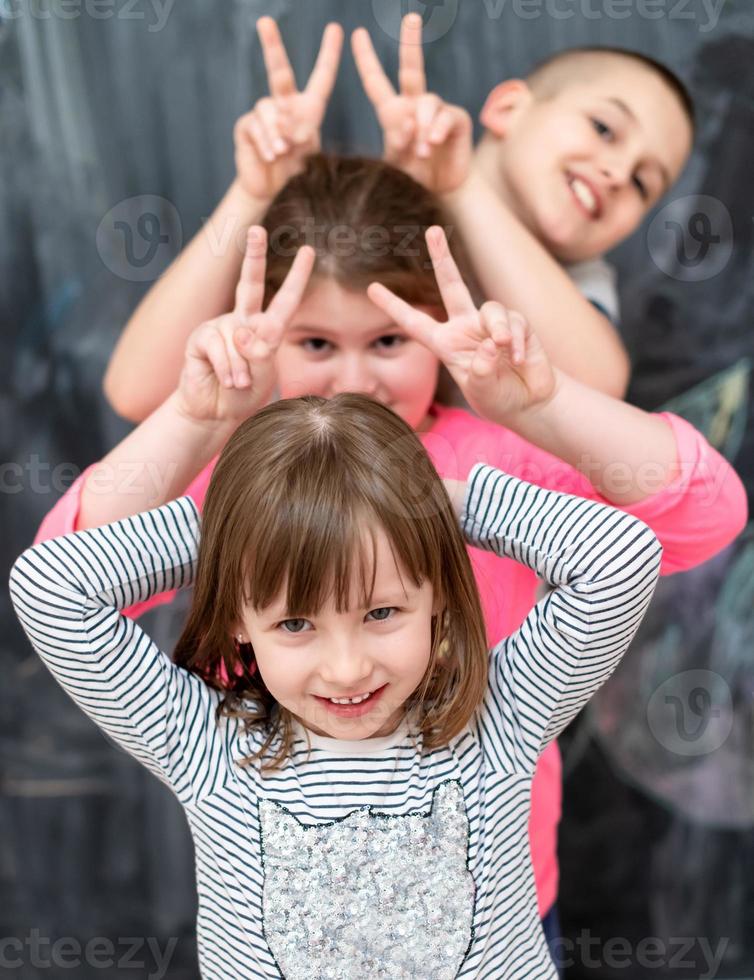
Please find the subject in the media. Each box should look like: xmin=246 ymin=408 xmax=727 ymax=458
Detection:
xmin=367 ymin=227 xmax=558 ymax=424
xmin=352 ymin=13 xmax=472 ymax=195
xmin=176 ymin=228 xmax=315 ymax=425
xmin=234 ymin=18 xmax=343 ymax=201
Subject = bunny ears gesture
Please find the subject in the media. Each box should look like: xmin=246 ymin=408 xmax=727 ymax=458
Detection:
xmin=234 ymin=18 xmax=343 ymax=200
xmin=351 ymin=14 xmax=473 ymax=193
xmin=239 ymin=13 xmax=472 ymax=200
xmin=368 ymin=227 xmax=557 ymax=424
xmin=178 ymin=230 xmax=315 ymax=425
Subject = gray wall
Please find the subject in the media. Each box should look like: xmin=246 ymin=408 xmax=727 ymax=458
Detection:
xmin=2 ymin=1 xmax=753 ymax=977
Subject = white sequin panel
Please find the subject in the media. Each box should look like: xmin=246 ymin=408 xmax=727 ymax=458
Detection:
xmin=259 ymin=780 xmax=475 ymax=979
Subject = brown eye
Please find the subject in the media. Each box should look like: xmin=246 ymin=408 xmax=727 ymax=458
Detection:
xmin=591 ymin=118 xmax=613 ymax=141
xmin=373 ymin=335 xmax=406 ymax=351
xmin=632 ymin=175 xmax=648 ymax=199
xmin=301 ymin=338 xmax=332 ymax=353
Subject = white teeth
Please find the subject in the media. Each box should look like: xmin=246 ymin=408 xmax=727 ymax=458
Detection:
xmin=328 ymin=692 xmax=372 ymax=705
xmin=570 ymin=177 xmax=598 ymax=216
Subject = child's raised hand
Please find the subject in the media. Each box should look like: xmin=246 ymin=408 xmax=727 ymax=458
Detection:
xmin=176 ymin=228 xmax=315 ymax=425
xmin=352 ymin=13 xmax=472 ymax=195
xmin=234 ymin=18 xmax=343 ymax=201
xmin=367 ymin=227 xmax=558 ymax=424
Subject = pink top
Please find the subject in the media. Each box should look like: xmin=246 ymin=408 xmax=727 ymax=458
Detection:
xmin=34 ymin=404 xmax=748 ymax=916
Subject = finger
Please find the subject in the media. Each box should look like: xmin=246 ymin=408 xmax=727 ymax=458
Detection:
xmin=305 ymin=22 xmax=343 ymax=102
xmin=366 ymin=282 xmax=438 ymax=351
xmin=425 ymin=226 xmax=476 ymax=319
xmin=351 ymin=27 xmax=396 ymax=107
xmin=246 ymin=112 xmax=275 ymax=163
xmin=257 ymin=16 xmax=297 ymax=98
xmin=235 ymin=227 xmax=268 ymax=322
xmin=385 ymin=112 xmax=416 ymax=157
xmin=256 ymin=98 xmax=289 ymax=155
xmin=470 ymin=337 xmax=499 ymax=379
xmin=398 ymin=13 xmax=426 ymax=97
xmin=201 ymin=330 xmax=234 ymax=389
xmin=429 ymin=106 xmax=459 ymax=145
xmin=480 ymin=302 xmax=514 ymax=357
xmin=415 ymin=93 xmax=442 ymax=157
xmin=263 ymin=244 xmax=317 ymax=330
xmin=220 ymin=321 xmax=252 ymax=387
xmin=508 ymin=311 xmax=528 ymax=365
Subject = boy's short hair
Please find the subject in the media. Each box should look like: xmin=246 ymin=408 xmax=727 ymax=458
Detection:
xmin=525 ymin=47 xmax=696 ymax=135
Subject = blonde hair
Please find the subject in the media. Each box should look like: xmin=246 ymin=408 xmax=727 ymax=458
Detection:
xmin=173 ymin=394 xmax=489 ymax=773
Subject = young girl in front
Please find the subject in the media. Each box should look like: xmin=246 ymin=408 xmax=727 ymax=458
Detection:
xmin=12 ymin=262 xmax=663 ymax=977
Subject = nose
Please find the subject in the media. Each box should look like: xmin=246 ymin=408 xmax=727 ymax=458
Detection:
xmin=330 ymin=354 xmax=379 ymax=397
xmin=599 ymin=155 xmax=632 ymax=188
xmin=318 ymin=638 xmax=374 ymax=693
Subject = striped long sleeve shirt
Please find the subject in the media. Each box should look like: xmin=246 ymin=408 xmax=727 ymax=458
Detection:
xmin=10 ymin=463 xmax=662 ymax=979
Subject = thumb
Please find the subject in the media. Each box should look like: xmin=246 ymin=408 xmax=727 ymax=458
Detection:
xmin=234 ymin=326 xmax=273 ymax=362
xmin=470 ymin=338 xmax=498 ymax=380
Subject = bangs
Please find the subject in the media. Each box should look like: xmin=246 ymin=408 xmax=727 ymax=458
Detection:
xmin=240 ymin=487 xmax=438 ymax=618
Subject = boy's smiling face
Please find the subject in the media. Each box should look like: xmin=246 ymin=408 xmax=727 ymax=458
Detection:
xmin=477 ymin=56 xmax=693 ymax=263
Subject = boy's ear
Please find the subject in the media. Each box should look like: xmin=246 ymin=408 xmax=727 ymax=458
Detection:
xmin=480 ymin=80 xmax=534 ymax=137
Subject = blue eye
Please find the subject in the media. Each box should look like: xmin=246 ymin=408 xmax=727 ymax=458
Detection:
xmin=278 ymin=618 xmax=312 ymax=634
xmin=366 ymin=607 xmax=397 ymax=622
xmin=301 ymin=338 xmax=332 ymax=354
xmin=591 ymin=118 xmax=613 ymax=140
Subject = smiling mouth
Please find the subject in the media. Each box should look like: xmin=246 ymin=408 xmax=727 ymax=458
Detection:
xmin=313 ymin=684 xmax=389 ymax=716
xmin=567 ymin=174 xmax=601 ymax=219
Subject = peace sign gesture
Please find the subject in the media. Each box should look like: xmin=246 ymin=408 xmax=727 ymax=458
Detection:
xmin=352 ymin=13 xmax=472 ymax=194
xmin=367 ymin=227 xmax=557 ymax=423
xmin=176 ymin=229 xmax=315 ymax=425
xmin=234 ymin=18 xmax=343 ymax=201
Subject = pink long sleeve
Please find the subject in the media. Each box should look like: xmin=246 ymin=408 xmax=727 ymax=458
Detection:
xmin=616 ymin=412 xmax=748 ymax=573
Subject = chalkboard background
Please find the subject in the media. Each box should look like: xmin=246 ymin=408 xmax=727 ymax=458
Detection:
xmin=2 ymin=1 xmax=752 ymax=977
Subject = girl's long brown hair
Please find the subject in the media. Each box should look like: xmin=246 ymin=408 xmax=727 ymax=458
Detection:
xmin=173 ymin=395 xmax=489 ymax=773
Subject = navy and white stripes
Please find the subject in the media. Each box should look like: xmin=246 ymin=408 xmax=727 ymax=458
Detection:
xmin=10 ymin=463 xmax=661 ymax=979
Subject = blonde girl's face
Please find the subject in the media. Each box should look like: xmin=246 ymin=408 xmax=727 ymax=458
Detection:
xmin=274 ymin=278 xmax=441 ymax=432
xmin=236 ymin=525 xmax=437 ymax=740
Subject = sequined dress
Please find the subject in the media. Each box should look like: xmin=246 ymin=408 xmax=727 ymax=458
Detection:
xmin=10 ymin=464 xmax=662 ymax=979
